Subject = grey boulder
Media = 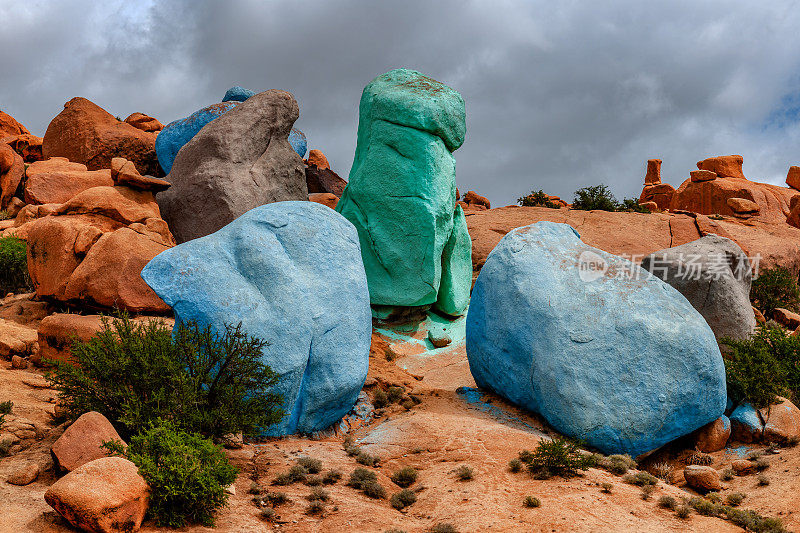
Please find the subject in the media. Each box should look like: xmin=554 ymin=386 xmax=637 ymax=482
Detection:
xmin=157 ymin=90 xmax=308 ymax=243
xmin=641 ymin=234 xmax=756 ymax=340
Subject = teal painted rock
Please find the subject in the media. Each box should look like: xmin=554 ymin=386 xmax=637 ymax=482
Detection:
xmin=466 ymin=222 xmax=727 ymax=457
xmin=336 ymin=68 xmax=471 ymax=315
xmin=140 ymin=201 xmax=372 ymax=436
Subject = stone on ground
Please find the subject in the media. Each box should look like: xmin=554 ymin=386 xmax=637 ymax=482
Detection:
xmin=44 ymin=456 xmax=149 ymax=533
xmin=141 ymin=201 xmax=371 ymax=435
xmin=466 ymin=221 xmax=727 ymax=457
xmin=684 ymin=465 xmax=722 ymax=492
xmin=336 ymin=68 xmax=471 ymax=315
xmin=641 ymin=235 xmax=756 ymax=340
xmin=7 ymin=461 xmax=39 ymax=485
xmin=156 ymin=90 xmax=307 ymax=243
xmin=51 ymin=411 xmax=125 ymax=472
xmin=694 ymin=415 xmax=731 ymax=453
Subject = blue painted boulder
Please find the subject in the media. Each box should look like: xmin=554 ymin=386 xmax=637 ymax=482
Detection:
xmin=140 ymin=201 xmax=372 ymax=435
xmin=289 ymin=128 xmax=307 ymax=158
xmin=466 ymin=221 xmax=727 ymax=457
xmin=155 ymin=101 xmax=240 ymax=175
xmin=222 ymin=86 xmax=256 ymax=102
xmin=730 ymin=403 xmax=763 ymax=442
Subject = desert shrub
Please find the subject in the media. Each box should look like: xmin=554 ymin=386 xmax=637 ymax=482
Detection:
xmin=650 ymin=461 xmax=673 ymax=481
xmin=260 ymin=507 xmax=275 ymax=521
xmin=322 ymin=469 xmax=342 ymax=485
xmin=706 ymin=492 xmax=721 ymax=503
xmin=248 ymin=482 xmax=264 ymax=495
xmin=297 ymin=457 xmax=323 ymax=474
xmin=518 ymin=450 xmax=535 ymax=463
xmin=428 ymin=524 xmax=458 ymax=533
xmin=266 ymin=491 xmax=289 ymax=506
xmin=726 ymin=492 xmax=746 ymax=507
xmin=572 ymin=185 xmax=619 ymax=212
xmin=721 ymin=325 xmax=800 ymax=407
xmin=676 ymin=505 xmax=692 ymax=519
xmin=343 ymin=436 xmax=361 ymax=456
xmin=272 ymin=473 xmax=294 ymax=486
xmin=391 ymin=488 xmax=417 ymax=510
xmin=658 ymin=495 xmax=676 ymax=510
xmin=391 ymin=467 xmax=418 ymax=488
xmin=289 ymin=464 xmax=308 ymax=481
xmin=755 ymin=457 xmax=770 ymax=471
xmin=387 ymin=385 xmax=405 ymax=403
xmin=641 ymin=485 xmax=656 ymax=500
xmin=721 ymin=468 xmax=736 ymax=481
xmin=686 ymin=452 xmax=713 ymax=466
xmin=508 ymin=458 xmax=523 ymax=473
xmin=104 ymin=419 xmax=237 ymax=528
xmin=373 ymin=390 xmax=389 ymax=408
xmin=619 ymin=197 xmax=650 ymax=213
xmin=356 ymin=450 xmax=380 ymax=467
xmin=0 ymin=209 xmax=10 ymax=221
xmin=602 ymin=454 xmax=637 ymax=475
xmin=623 ymin=471 xmax=658 ymax=486
xmin=523 ymin=495 xmax=541 ymax=508
xmin=600 ymin=482 xmax=613 ymax=493
xmin=724 ymin=507 xmax=788 ymax=532
xmin=304 ymin=475 xmax=322 ymax=486
xmin=0 ymin=236 xmax=31 ymax=294
xmin=0 ymin=400 xmax=11 ymax=428
xmin=0 ymin=438 xmax=10 ymax=457
xmin=306 ymin=487 xmax=330 ymax=502
xmin=524 ymin=437 xmax=591 ymax=478
xmin=518 ymin=190 xmax=558 ymax=209
xmin=306 ymin=500 xmax=326 ymax=515
xmin=689 ymin=497 xmax=721 ymax=517
xmin=455 ymin=465 xmax=474 ymax=481
xmin=758 ymin=474 xmax=770 ymax=486
xmin=363 ymin=480 xmax=387 ymax=499
xmin=47 ymin=316 xmax=283 ymax=439
xmin=347 ymin=467 xmax=377 ymax=489
xmin=750 ymin=266 xmax=800 ymax=317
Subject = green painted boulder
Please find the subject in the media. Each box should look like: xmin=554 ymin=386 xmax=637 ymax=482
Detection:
xmin=336 ymin=68 xmax=471 ymax=315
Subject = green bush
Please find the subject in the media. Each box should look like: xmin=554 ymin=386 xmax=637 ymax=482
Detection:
xmin=619 ymin=197 xmax=650 ymax=213
xmin=0 ymin=236 xmax=31 ymax=294
xmin=104 ymin=419 xmax=237 ymax=528
xmin=322 ymin=469 xmax=342 ymax=485
xmin=658 ymin=495 xmax=676 ymax=510
xmin=508 ymin=458 xmax=523 ymax=473
xmin=721 ymin=325 xmax=800 ymax=407
xmin=347 ymin=467 xmax=377 ymax=489
xmin=523 ymin=495 xmax=541 ymax=508
xmin=363 ymin=480 xmax=387 ymax=499
xmin=391 ymin=467 xmax=418 ymax=488
xmin=751 ymin=267 xmax=800 ymax=317
xmin=46 ymin=315 xmax=284 ymax=439
xmin=0 ymin=400 xmax=11 ymax=431
xmin=572 ymin=185 xmax=619 ymax=212
xmin=622 ymin=471 xmax=658 ymax=486
xmin=297 ymin=457 xmax=322 ymax=474
xmin=455 ymin=465 xmax=474 ymax=481
xmin=522 ymin=437 xmax=592 ymax=478
xmin=518 ymin=190 xmax=558 ymax=209
xmin=726 ymin=492 xmax=746 ymax=507
xmin=602 ymin=454 xmax=637 ymax=475
xmin=390 ymin=488 xmax=417 ymax=509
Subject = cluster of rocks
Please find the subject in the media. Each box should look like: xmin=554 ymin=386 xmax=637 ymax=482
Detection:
xmin=640 ymin=154 xmax=800 ymax=224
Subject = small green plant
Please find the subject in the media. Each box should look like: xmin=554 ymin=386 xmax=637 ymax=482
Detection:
xmin=751 ymin=266 xmax=800 ymax=317
xmin=356 ymin=450 xmax=380 ymax=467
xmin=249 ymin=482 xmax=264 ymax=495
xmin=390 ymin=488 xmax=417 ymax=510
xmin=508 ymin=458 xmax=523 ymax=473
xmin=297 ymin=457 xmax=323 ymax=474
xmin=0 ymin=438 xmax=11 ymax=458
xmin=306 ymin=487 xmax=330 ymax=502
xmin=47 ymin=316 xmax=284 ymax=439
xmin=0 ymin=400 xmax=11 ymax=429
xmin=0 ymin=209 xmax=10 ymax=221
xmin=455 ymin=465 xmax=474 ymax=481
xmin=658 ymin=495 xmax=676 ymax=510
xmin=523 ymin=437 xmax=592 ymax=478
xmin=600 ymin=482 xmax=613 ymax=494
xmin=623 ymin=471 xmax=658 ymax=486
xmin=726 ymin=492 xmax=746 ymax=507
xmin=518 ymin=190 xmax=558 ymax=209
xmin=0 ymin=236 xmax=32 ymax=294
xmin=676 ymin=505 xmax=692 ymax=519
xmin=103 ymin=419 xmax=237 ymax=528
xmin=523 ymin=495 xmax=541 ymax=508
xmin=757 ymin=474 xmax=770 ymax=486
xmin=572 ymin=184 xmax=619 ymax=211
xmin=724 ymin=507 xmax=788 ymax=532
xmin=428 ymin=524 xmax=458 ymax=533
xmin=347 ymin=467 xmax=377 ymax=489
xmin=304 ymin=475 xmax=322 ymax=486
xmin=706 ymin=492 xmax=721 ymax=503
xmin=260 ymin=507 xmax=275 ymax=521
xmin=721 ymin=468 xmax=735 ymax=481
xmin=640 ymin=485 xmax=656 ymax=500
xmin=690 ymin=497 xmax=721 ymax=517
xmin=387 ymin=385 xmax=405 ymax=403
xmin=266 ymin=492 xmax=289 ymax=506
xmin=322 ymin=469 xmax=342 ymax=485
xmin=721 ymin=325 xmax=800 ymax=407
xmin=373 ymin=390 xmax=389 ymax=408
xmin=602 ymin=454 xmax=637 ymax=475
xmin=391 ymin=467 xmax=418 ymax=488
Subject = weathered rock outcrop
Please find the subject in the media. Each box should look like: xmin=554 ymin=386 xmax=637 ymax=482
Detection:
xmin=0 ymin=143 xmax=24 ymax=208
xmin=51 ymin=411 xmax=123 ymax=473
xmin=336 ymin=68 xmax=472 ymax=316
xmin=641 ymin=235 xmax=756 ymax=340
xmin=157 ymin=90 xmax=307 ymax=243
xmin=141 ymin=202 xmax=371 ymax=436
xmin=42 ymin=97 xmax=160 ymax=176
xmin=24 ymin=157 xmax=114 ymax=205
xmin=466 ymin=222 xmax=727 ymax=457
xmin=2 ymin=133 xmax=43 ymax=163
xmin=123 ymin=112 xmax=163 ymax=133
xmin=0 ymin=110 xmax=29 ymax=136
xmin=639 ymin=158 xmax=675 ymax=210
xmin=305 ymin=165 xmax=347 ymax=196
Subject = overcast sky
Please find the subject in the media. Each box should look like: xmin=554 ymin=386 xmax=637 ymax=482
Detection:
xmin=3 ymin=0 xmax=800 ymax=206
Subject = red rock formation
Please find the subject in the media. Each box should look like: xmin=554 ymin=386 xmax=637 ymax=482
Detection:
xmin=639 ymin=159 xmax=675 ymax=210
xmin=309 ymin=192 xmax=338 ymax=209
xmin=123 ymin=112 xmax=163 ymax=133
xmin=24 ymin=158 xmax=114 ymax=205
xmin=0 ymin=110 xmax=29 ymax=136
xmin=306 ymin=165 xmax=347 ymax=196
xmin=644 ymin=158 xmax=661 ymax=184
xmin=307 ymin=149 xmax=330 ymax=170
xmin=697 ymin=155 xmax=745 ymax=179
xmin=787 ymin=166 xmax=800 ymax=191
xmin=110 ymin=157 xmax=170 ymax=192
xmin=2 ymin=133 xmax=43 ymax=162
xmin=43 ymin=97 xmax=160 ymax=176
xmin=0 ymin=143 xmax=24 ymax=209
xmin=690 ymin=170 xmax=716 ymax=182
xmin=462 ymin=190 xmax=491 ymax=210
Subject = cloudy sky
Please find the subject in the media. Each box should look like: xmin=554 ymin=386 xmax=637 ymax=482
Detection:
xmin=2 ymin=0 xmax=800 ymax=206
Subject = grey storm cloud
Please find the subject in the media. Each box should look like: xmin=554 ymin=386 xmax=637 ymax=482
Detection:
xmin=2 ymin=0 xmax=800 ymax=206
